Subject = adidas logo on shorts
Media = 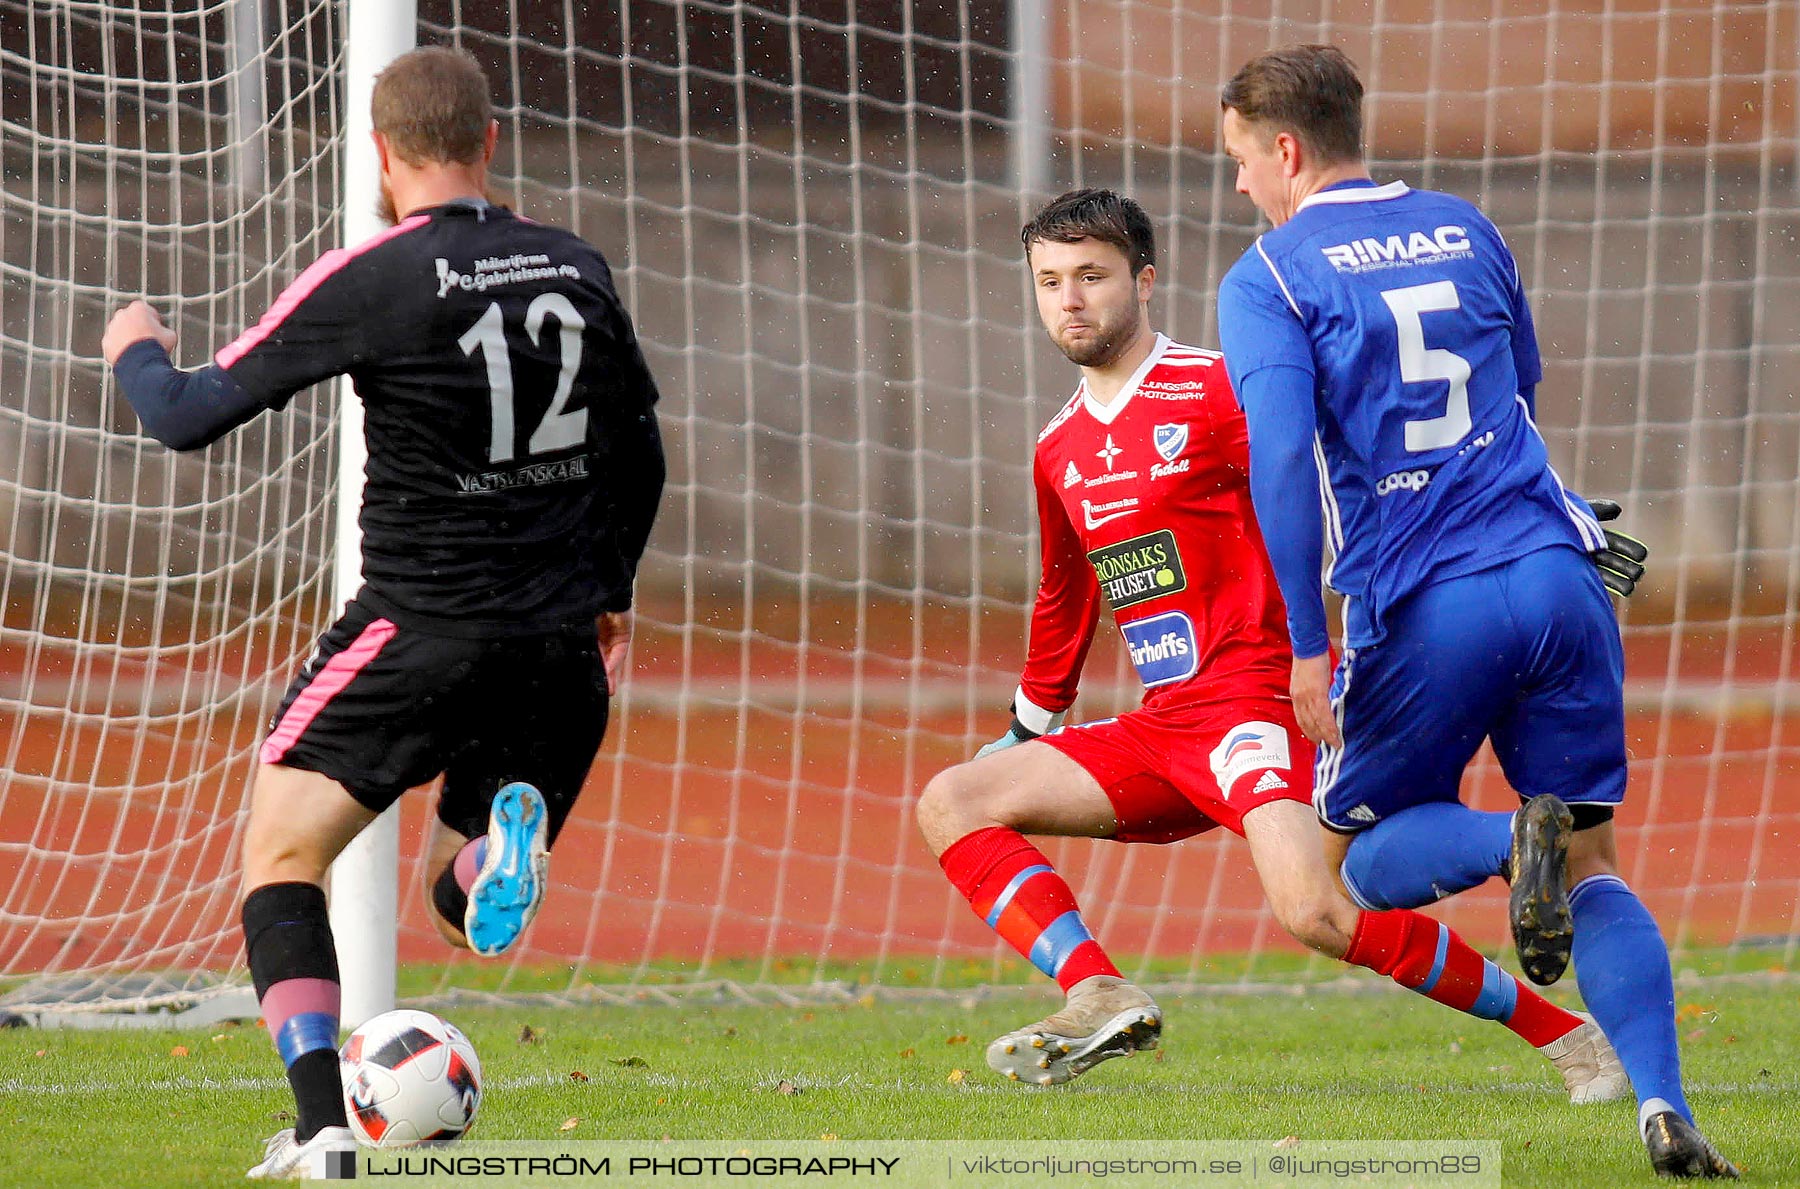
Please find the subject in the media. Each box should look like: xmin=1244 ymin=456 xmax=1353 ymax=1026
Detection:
xmin=1250 ymin=770 xmax=1288 ymax=795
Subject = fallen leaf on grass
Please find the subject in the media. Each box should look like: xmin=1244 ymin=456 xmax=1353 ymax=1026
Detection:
xmin=946 ymin=1069 xmax=967 ymax=1085
xmin=611 ymin=1056 xmax=649 ymax=1068
xmin=569 ymin=1070 xmax=590 ymax=1083
xmin=1273 ymin=1136 xmax=1300 ymax=1149
xmin=776 ymin=1080 xmax=800 ymax=1095
xmin=559 ymin=1118 xmax=580 ymax=1132
xmin=945 ymin=1034 xmax=968 ymax=1046
xmin=898 ymin=1048 xmax=915 ymax=1059
xmin=169 ymin=1046 xmax=190 ymax=1058
xmin=518 ymin=1025 xmax=540 ymax=1045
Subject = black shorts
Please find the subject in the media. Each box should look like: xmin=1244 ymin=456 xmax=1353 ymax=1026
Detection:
xmin=261 ymin=597 xmax=608 ymax=844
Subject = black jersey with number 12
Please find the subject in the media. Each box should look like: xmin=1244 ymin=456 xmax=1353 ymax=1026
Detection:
xmin=215 ymin=200 xmax=664 ymax=637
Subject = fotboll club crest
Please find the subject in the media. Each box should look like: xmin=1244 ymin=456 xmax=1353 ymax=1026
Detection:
xmin=1153 ymin=423 xmax=1188 ymax=462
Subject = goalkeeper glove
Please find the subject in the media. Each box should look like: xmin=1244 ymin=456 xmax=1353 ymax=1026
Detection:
xmin=974 ymin=717 xmax=1039 ymax=760
xmin=1588 ymin=497 xmax=1649 ymax=598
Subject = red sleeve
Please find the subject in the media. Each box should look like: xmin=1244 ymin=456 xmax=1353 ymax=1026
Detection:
xmin=1018 ymin=449 xmax=1101 ymax=713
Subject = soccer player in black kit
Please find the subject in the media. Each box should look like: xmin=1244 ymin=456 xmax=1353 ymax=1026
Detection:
xmin=101 ymin=47 xmax=664 ymax=1178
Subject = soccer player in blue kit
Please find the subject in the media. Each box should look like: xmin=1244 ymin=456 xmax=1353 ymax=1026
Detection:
xmin=1214 ymin=45 xmax=1737 ymax=1179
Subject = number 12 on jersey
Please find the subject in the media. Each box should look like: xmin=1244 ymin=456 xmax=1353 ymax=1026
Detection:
xmin=458 ymin=294 xmax=587 ymax=463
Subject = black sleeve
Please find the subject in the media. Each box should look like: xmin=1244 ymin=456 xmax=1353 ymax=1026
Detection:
xmin=597 ymin=304 xmax=666 ymax=613
xmin=215 ymin=243 xmax=374 ymax=406
xmin=112 ymin=340 xmax=268 ymax=451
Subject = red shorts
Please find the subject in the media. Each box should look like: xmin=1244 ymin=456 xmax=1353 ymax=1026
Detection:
xmin=1038 ymin=697 xmax=1314 ymax=843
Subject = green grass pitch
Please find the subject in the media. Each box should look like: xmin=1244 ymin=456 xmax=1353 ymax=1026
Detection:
xmin=3 ymin=978 xmax=1796 ymax=1188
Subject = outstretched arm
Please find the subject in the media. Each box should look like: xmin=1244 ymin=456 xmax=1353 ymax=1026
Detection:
xmin=104 ymin=301 xmax=266 ymax=451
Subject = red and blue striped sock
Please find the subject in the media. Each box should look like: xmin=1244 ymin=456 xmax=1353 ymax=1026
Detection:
xmin=939 ymin=826 xmax=1119 ymax=992
xmin=1344 ymin=908 xmax=1580 ymax=1047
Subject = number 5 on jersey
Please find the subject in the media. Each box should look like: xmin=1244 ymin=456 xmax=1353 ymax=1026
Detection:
xmin=1382 ymin=280 xmax=1472 ymax=453
xmin=458 ymin=294 xmax=587 ymax=463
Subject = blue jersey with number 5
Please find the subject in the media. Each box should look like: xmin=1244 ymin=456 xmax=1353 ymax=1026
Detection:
xmin=1219 ymin=180 xmax=1605 ymax=650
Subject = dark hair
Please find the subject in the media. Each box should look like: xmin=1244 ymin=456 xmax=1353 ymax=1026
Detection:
xmin=1021 ymin=189 xmax=1156 ymax=276
xmin=371 ymin=46 xmax=493 ymax=166
xmin=1220 ymin=44 xmax=1364 ymax=164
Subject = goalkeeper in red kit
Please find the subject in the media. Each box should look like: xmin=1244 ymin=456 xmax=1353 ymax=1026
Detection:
xmin=915 ymin=189 xmax=1626 ymax=1099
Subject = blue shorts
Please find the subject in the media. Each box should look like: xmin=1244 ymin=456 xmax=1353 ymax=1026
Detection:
xmin=1314 ymin=545 xmax=1627 ymax=833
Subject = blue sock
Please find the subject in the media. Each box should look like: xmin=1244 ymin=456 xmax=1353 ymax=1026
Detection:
xmin=1340 ymin=802 xmax=1513 ymax=910
xmin=1571 ymin=874 xmax=1691 ymax=1123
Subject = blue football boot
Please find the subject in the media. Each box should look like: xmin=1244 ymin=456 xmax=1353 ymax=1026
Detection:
xmin=464 ymin=781 xmax=549 ymax=957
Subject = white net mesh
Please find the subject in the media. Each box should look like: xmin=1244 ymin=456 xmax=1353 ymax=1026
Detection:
xmin=1 ymin=0 xmax=343 ymax=1013
xmin=3 ymin=2 xmax=1795 ymax=1017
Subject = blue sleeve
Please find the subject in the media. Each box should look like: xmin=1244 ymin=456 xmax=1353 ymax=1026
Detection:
xmin=1501 ymin=231 xmax=1543 ymax=419
xmin=1237 ymin=365 xmax=1332 ymax=659
xmin=1218 ymin=262 xmax=1331 ymax=659
xmin=113 ymin=339 xmax=267 ymax=451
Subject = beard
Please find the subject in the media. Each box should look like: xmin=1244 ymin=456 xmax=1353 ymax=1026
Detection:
xmin=1055 ymin=307 xmax=1140 ymax=368
xmin=376 ymin=177 xmax=397 ymax=227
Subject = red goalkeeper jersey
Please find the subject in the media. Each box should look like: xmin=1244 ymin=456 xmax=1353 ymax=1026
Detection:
xmin=1021 ymin=334 xmax=1293 ymax=715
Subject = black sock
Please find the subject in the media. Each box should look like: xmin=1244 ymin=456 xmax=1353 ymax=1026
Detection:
xmin=287 ymin=1050 xmax=348 ymax=1142
xmin=242 ymin=882 xmax=348 ymax=1139
xmin=432 ymin=861 xmax=470 ymax=938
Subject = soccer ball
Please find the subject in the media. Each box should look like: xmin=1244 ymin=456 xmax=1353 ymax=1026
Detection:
xmin=339 ymin=1009 xmax=482 ymax=1147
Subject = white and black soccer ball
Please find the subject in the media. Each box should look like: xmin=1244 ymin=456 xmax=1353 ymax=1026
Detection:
xmin=339 ymin=1009 xmax=483 ymax=1147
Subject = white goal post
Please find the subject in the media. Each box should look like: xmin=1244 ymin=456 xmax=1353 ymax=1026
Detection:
xmin=325 ymin=0 xmax=414 ymax=1033
xmin=2 ymin=2 xmax=1796 ymax=1026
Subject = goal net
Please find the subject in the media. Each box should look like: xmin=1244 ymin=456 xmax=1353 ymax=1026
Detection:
xmin=3 ymin=1 xmax=1795 ymax=1020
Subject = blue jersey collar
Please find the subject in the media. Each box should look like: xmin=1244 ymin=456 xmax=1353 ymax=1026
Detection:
xmin=1296 ymin=179 xmax=1409 ymax=213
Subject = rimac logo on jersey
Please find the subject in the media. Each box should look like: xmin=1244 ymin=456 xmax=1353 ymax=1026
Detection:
xmin=1320 ymin=225 xmax=1473 ymax=274
xmin=1087 ymin=529 xmax=1186 ymax=610
xmin=1121 ymin=610 xmax=1197 ymax=687
xmin=1207 ymin=720 xmax=1292 ymax=798
xmin=1153 ymin=423 xmax=1188 ymax=462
